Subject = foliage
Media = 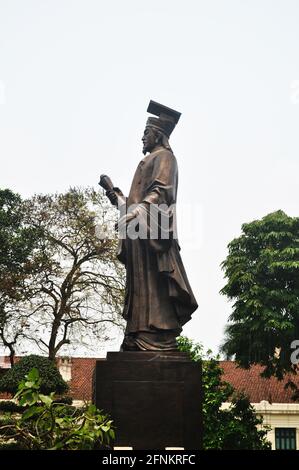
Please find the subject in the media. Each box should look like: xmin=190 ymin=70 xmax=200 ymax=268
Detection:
xmin=220 ymin=210 xmax=299 ymax=380
xmin=0 ymin=441 xmax=21 ymax=450
xmin=0 ymin=355 xmax=68 ymax=395
xmin=0 ymin=368 xmax=115 ymax=450
xmin=0 ymin=401 xmax=25 ymax=413
xmin=0 ymin=189 xmax=38 ymax=272
xmin=0 ymin=413 xmax=16 ymax=426
xmin=177 ymin=336 xmax=271 ymax=450
xmin=54 ymin=395 xmax=73 ymax=405
xmin=176 ymin=335 xmax=204 ymax=361
xmin=0 ymin=413 xmax=19 ymax=449
xmin=221 ymin=394 xmax=271 ymax=450
xmin=0 ymin=189 xmax=41 ymax=364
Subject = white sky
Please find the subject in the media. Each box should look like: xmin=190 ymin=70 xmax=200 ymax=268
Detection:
xmin=1 ymin=0 xmax=299 ymax=355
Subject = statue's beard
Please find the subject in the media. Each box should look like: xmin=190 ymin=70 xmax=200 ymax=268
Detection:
xmin=143 ymin=138 xmax=161 ymax=154
xmin=142 ymin=143 xmax=152 ymax=155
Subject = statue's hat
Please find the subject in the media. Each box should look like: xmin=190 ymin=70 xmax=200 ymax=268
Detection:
xmin=146 ymin=100 xmax=181 ymax=137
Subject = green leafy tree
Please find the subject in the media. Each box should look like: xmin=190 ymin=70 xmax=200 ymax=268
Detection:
xmin=0 ymin=368 xmax=114 ymax=450
xmin=0 ymin=189 xmax=36 ymax=271
xmin=0 ymin=355 xmax=68 ymax=395
xmin=177 ymin=336 xmax=271 ymax=449
xmin=0 ymin=189 xmax=40 ymax=365
xmin=220 ymin=210 xmax=299 ymax=380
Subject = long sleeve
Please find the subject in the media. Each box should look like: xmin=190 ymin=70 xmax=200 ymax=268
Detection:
xmin=142 ymin=150 xmax=178 ymax=206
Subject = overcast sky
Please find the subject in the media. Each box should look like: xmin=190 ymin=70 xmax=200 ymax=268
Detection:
xmin=1 ymin=0 xmax=299 ymax=356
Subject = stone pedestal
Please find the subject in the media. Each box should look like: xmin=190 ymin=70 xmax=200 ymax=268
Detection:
xmin=93 ymin=351 xmax=202 ymax=450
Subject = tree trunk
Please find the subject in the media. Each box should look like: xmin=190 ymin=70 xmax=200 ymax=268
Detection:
xmin=8 ymin=345 xmax=15 ymax=367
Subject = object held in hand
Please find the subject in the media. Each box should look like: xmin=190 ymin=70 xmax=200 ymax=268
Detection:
xmin=99 ymin=174 xmax=126 ymax=207
xmin=99 ymin=174 xmax=114 ymax=192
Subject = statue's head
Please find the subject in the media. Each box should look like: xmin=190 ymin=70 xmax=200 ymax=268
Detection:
xmin=142 ymin=126 xmax=170 ymax=155
xmin=142 ymin=100 xmax=181 ymax=155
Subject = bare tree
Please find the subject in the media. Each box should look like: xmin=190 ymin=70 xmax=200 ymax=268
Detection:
xmin=24 ymin=187 xmax=125 ymax=360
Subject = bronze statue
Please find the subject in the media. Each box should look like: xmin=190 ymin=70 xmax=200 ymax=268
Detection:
xmin=100 ymin=100 xmax=198 ymax=351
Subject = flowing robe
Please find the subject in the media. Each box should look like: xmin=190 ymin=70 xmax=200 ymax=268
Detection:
xmin=118 ymin=147 xmax=198 ymax=350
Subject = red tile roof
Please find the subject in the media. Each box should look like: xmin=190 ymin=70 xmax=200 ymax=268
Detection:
xmin=68 ymin=358 xmax=299 ymax=404
xmin=1 ymin=356 xmax=298 ymax=404
xmin=220 ymin=361 xmax=299 ymax=404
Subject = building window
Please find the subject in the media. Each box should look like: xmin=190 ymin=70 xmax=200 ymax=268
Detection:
xmin=275 ymin=428 xmax=297 ymax=450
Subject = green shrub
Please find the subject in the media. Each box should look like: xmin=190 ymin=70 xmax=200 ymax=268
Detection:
xmin=0 ymin=400 xmax=25 ymax=413
xmin=0 ymin=368 xmax=115 ymax=450
xmin=0 ymin=355 xmax=68 ymax=395
xmin=54 ymin=395 xmax=73 ymax=405
xmin=0 ymin=441 xmax=23 ymax=450
xmin=177 ymin=336 xmax=271 ymax=450
xmin=0 ymin=413 xmax=16 ymax=427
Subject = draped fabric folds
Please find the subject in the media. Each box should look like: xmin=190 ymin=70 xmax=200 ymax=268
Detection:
xmin=118 ymin=147 xmax=198 ymax=350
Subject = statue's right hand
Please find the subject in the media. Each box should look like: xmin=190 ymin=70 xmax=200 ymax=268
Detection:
xmin=106 ymin=189 xmax=118 ymax=206
xmin=113 ymin=187 xmax=124 ymax=197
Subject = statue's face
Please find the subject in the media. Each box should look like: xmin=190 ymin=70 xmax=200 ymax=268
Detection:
xmin=142 ymin=127 xmax=156 ymax=154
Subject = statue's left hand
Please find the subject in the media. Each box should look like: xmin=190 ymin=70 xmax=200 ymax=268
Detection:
xmin=115 ymin=208 xmax=139 ymax=232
